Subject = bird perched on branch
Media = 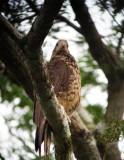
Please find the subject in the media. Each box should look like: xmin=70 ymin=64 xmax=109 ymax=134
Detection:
xmin=33 ymin=40 xmax=81 ymax=158
xmin=48 ymin=40 xmax=81 ymax=115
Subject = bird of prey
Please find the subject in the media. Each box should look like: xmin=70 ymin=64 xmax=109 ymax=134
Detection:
xmin=48 ymin=40 xmax=81 ymax=115
xmin=33 ymin=40 xmax=81 ymax=158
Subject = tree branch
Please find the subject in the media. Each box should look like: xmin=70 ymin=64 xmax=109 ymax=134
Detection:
xmin=116 ymin=32 xmax=124 ymax=56
xmin=70 ymin=113 xmax=102 ymax=160
xmin=25 ymin=0 xmax=39 ymax=14
xmin=0 ymin=13 xmax=23 ymax=42
xmin=98 ymin=0 xmax=122 ymax=30
xmin=0 ymin=14 xmax=34 ymax=99
xmin=3 ymin=115 xmax=36 ymax=156
xmin=22 ymin=0 xmax=83 ymax=36
xmin=78 ymin=106 xmax=95 ymax=130
xmin=10 ymin=14 xmax=36 ymax=24
xmin=25 ymin=0 xmax=65 ymax=50
xmin=56 ymin=14 xmax=83 ymax=34
xmin=69 ymin=0 xmax=123 ymax=80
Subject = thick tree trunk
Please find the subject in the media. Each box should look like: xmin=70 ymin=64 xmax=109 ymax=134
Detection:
xmin=106 ymin=79 xmax=124 ymax=121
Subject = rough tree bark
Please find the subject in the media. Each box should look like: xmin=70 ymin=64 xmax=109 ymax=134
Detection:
xmin=70 ymin=113 xmax=101 ymax=160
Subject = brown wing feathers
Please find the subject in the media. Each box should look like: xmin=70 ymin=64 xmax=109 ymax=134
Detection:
xmin=48 ymin=59 xmax=70 ymax=96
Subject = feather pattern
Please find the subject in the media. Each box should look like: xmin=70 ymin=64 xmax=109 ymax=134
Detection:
xmin=48 ymin=59 xmax=70 ymax=96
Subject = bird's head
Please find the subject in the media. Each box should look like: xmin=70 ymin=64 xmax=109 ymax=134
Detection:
xmin=53 ymin=40 xmax=69 ymax=55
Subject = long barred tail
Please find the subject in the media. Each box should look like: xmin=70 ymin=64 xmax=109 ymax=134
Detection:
xmin=33 ymin=91 xmax=51 ymax=159
xmin=35 ymin=120 xmax=51 ymax=158
xmin=44 ymin=122 xmax=51 ymax=159
xmin=35 ymin=118 xmax=46 ymax=156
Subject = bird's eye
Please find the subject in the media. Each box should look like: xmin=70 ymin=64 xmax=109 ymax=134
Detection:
xmin=67 ymin=44 xmax=69 ymax=48
xmin=56 ymin=43 xmax=59 ymax=47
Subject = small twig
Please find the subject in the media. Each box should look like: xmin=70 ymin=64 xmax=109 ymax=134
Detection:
xmin=25 ymin=0 xmax=40 ymax=14
xmin=98 ymin=0 xmax=122 ymax=30
xmin=10 ymin=14 xmax=36 ymax=23
xmin=2 ymin=115 xmax=36 ymax=155
xmin=56 ymin=14 xmax=83 ymax=34
xmin=116 ymin=33 xmax=124 ymax=56
xmin=25 ymin=0 xmax=83 ymax=35
xmin=103 ymin=143 xmax=109 ymax=160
